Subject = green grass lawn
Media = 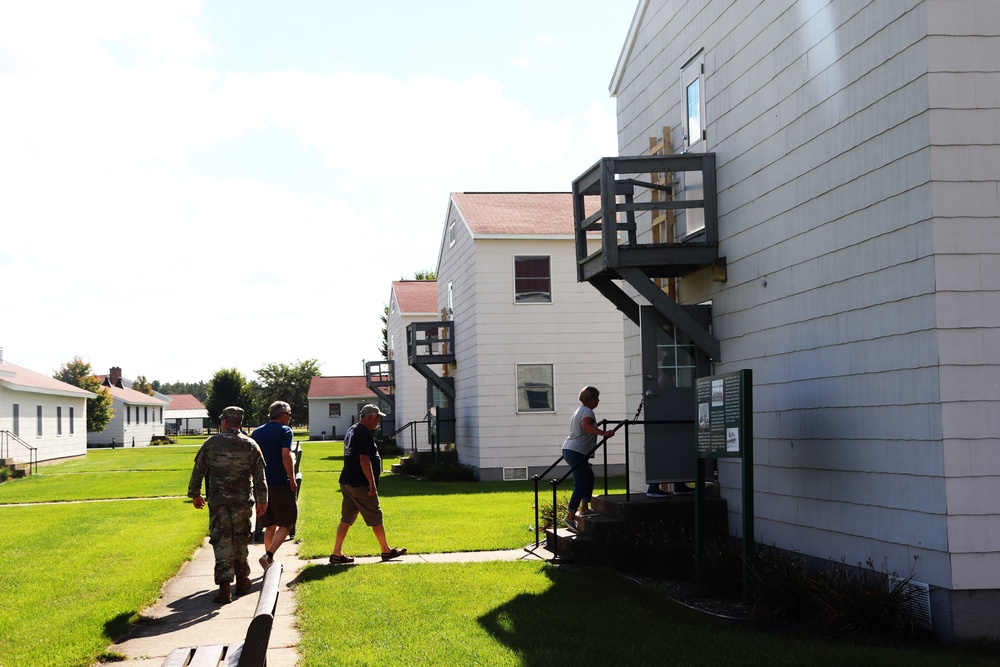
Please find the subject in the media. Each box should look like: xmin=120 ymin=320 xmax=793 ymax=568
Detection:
xmin=1 ymin=443 xmax=999 ymax=667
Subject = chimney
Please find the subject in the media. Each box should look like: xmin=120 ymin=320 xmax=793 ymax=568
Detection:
xmin=110 ymin=367 xmax=123 ymax=388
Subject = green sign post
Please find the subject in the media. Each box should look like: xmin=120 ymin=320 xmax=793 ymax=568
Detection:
xmin=694 ymin=369 xmax=753 ymax=600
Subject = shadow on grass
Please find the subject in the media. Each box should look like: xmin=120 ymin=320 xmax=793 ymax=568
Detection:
xmin=477 ymin=566 xmax=675 ymax=665
xmin=288 ymin=562 xmax=357 ymax=587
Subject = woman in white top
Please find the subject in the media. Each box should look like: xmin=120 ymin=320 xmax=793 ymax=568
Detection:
xmin=561 ymin=386 xmax=615 ymax=531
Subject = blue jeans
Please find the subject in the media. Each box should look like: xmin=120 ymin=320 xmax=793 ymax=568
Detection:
xmin=562 ymin=449 xmax=594 ymax=513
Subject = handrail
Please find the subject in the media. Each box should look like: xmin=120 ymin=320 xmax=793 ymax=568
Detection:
xmin=530 ymin=400 xmax=643 ymax=559
xmin=0 ymin=430 xmax=38 ymax=476
xmin=378 ymin=419 xmax=429 ymax=453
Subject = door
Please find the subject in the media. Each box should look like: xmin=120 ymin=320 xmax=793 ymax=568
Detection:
xmin=641 ymin=305 xmax=712 ymax=484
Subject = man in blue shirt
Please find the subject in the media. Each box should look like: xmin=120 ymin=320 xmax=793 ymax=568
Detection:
xmin=252 ymin=401 xmax=298 ymax=570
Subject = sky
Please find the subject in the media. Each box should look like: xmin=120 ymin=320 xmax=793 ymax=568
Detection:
xmin=0 ymin=1 xmax=637 ymax=385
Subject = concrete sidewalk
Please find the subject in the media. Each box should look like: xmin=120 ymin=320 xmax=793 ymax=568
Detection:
xmin=99 ymin=539 xmax=549 ymax=666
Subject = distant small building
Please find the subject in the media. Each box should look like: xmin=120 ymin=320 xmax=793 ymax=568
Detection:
xmin=88 ymin=367 xmax=167 ymax=447
xmin=164 ymin=394 xmax=209 ymax=435
xmin=307 ymin=376 xmax=377 ymax=441
xmin=0 ymin=356 xmax=94 ymax=464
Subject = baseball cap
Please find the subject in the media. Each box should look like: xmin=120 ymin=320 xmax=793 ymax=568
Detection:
xmin=219 ymin=406 xmax=245 ymax=420
xmin=360 ymin=404 xmax=386 ymax=417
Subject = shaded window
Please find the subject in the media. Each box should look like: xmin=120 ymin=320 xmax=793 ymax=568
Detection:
xmin=144 ymin=407 xmax=148 ymax=424
xmin=70 ymin=407 xmax=75 ymax=435
xmin=516 ymin=364 xmax=554 ymax=412
xmin=12 ymin=404 xmax=19 ymax=438
xmin=329 ymin=403 xmax=342 ymax=418
xmin=514 ymin=256 xmax=551 ymax=303
xmin=57 ymin=406 xmax=63 ymax=436
xmin=36 ymin=405 xmax=42 ymax=437
xmin=127 ymin=406 xmax=131 ymax=425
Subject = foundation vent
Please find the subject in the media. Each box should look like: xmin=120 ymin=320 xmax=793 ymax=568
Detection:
xmin=891 ymin=576 xmax=932 ymax=629
xmin=503 ymin=466 xmax=528 ymax=481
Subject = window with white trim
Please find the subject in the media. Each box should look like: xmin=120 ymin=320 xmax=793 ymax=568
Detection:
xmin=514 ymin=256 xmax=551 ymax=303
xmin=516 ymin=364 xmax=554 ymax=412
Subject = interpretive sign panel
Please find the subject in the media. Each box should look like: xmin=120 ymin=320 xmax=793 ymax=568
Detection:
xmin=695 ymin=369 xmax=752 ymax=458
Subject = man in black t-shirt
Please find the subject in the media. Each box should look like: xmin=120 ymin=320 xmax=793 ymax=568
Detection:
xmin=328 ymin=404 xmax=407 ymax=563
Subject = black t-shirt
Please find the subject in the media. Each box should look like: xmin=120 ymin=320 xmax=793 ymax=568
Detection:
xmin=339 ymin=422 xmax=381 ymax=486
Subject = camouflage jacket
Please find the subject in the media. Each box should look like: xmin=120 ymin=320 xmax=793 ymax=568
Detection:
xmin=187 ymin=428 xmax=268 ymax=506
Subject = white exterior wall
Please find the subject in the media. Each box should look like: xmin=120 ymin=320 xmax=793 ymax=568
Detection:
xmin=387 ymin=294 xmax=433 ymax=451
xmin=308 ymin=396 xmax=370 ymax=440
xmin=0 ymin=389 xmax=89 ymax=462
xmin=440 ymin=218 xmax=626 ymax=480
xmin=88 ymin=402 xmax=165 ymax=447
xmin=613 ymin=0 xmax=1000 ymax=638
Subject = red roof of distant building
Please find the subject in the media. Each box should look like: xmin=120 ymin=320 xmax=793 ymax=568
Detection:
xmin=164 ymin=394 xmax=206 ymax=410
xmin=308 ymin=376 xmax=374 ymax=398
xmin=392 ymin=280 xmax=438 ymax=314
xmin=451 ymin=192 xmax=597 ymax=236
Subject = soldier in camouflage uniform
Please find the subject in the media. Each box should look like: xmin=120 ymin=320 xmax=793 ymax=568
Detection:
xmin=188 ymin=406 xmax=268 ymax=604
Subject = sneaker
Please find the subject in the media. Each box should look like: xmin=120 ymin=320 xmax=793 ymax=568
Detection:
xmin=646 ymin=487 xmax=672 ymax=498
xmin=579 ymin=508 xmax=599 ymax=517
xmin=562 ymin=517 xmax=579 ymax=532
xmin=381 ymin=547 xmax=408 ymax=561
xmin=259 ymin=554 xmax=273 ymax=571
xmin=329 ymin=553 xmax=355 ymax=564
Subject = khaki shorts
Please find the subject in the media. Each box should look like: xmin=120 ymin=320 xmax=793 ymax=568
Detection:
xmin=261 ymin=484 xmax=298 ymax=528
xmin=340 ymin=483 xmax=383 ymax=527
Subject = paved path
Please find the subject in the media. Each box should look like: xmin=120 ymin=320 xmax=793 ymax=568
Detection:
xmin=99 ymin=538 xmax=550 ymax=666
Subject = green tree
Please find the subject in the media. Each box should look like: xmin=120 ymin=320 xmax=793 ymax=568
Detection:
xmin=53 ymin=357 xmax=114 ymax=433
xmin=158 ymin=381 xmax=208 ymax=402
xmin=254 ymin=359 xmax=321 ymax=426
xmin=132 ymin=375 xmax=154 ymax=396
xmin=204 ymin=369 xmax=256 ymax=428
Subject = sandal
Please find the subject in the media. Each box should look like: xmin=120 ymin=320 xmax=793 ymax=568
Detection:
xmin=329 ymin=553 xmax=355 ymax=564
xmin=381 ymin=547 xmax=407 ymax=561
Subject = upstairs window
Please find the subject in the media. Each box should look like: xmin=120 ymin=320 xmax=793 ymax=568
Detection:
xmin=514 ymin=256 xmax=551 ymax=303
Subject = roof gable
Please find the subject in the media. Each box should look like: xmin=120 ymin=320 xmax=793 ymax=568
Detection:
xmin=164 ymin=394 xmax=206 ymax=411
xmin=308 ymin=375 xmax=373 ymax=399
xmin=0 ymin=361 xmax=95 ymax=399
xmin=392 ymin=280 xmax=438 ymax=314
xmin=450 ymin=192 xmax=577 ymax=236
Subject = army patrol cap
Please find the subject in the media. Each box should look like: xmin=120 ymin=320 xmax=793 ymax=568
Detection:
xmin=360 ymin=404 xmax=386 ymax=417
xmin=219 ymin=406 xmax=245 ymax=420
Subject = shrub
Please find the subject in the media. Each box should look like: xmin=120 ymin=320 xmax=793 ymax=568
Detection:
xmin=747 ymin=547 xmax=928 ymax=641
xmin=0 ymin=466 xmax=12 ymax=483
xmin=692 ymin=539 xmax=743 ymax=598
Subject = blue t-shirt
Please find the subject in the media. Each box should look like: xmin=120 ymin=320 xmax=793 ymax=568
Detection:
xmin=251 ymin=420 xmax=293 ymax=486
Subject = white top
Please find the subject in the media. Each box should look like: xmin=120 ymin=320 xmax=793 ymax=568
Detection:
xmin=562 ymin=404 xmax=597 ymax=455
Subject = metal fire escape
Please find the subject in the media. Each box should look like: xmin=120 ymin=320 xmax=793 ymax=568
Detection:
xmin=365 ymin=359 xmax=395 ymax=419
xmin=406 ymin=320 xmax=456 ymax=444
xmin=572 ymin=153 xmax=722 ymax=360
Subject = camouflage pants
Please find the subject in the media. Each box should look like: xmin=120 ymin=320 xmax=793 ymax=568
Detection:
xmin=208 ymin=503 xmax=252 ymax=585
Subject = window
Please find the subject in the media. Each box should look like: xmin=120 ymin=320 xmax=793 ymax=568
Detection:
xmin=514 ymin=256 xmax=551 ymax=303
xmin=686 ymin=78 xmax=701 ymax=144
xmin=12 ymin=404 xmax=19 ymax=438
xmin=144 ymin=406 xmax=148 ymax=424
xmin=678 ymin=50 xmax=706 ymax=238
xmin=57 ymin=406 xmax=63 ymax=435
xmin=448 ymin=221 xmax=457 ymax=247
xmin=329 ymin=403 xmax=342 ymax=418
xmin=127 ymin=405 xmax=131 ymax=424
xmin=36 ymin=405 xmax=43 ymax=437
xmin=135 ymin=406 xmax=140 ymax=424
xmin=516 ymin=364 xmax=554 ymax=412
xmin=70 ymin=407 xmax=75 ymax=435
xmin=656 ymin=322 xmax=701 ymax=388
